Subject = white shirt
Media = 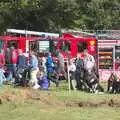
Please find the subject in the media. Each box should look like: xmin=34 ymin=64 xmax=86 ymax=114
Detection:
xmin=69 ymin=63 xmax=76 ymax=72
xmin=84 ymin=54 xmax=95 ymax=70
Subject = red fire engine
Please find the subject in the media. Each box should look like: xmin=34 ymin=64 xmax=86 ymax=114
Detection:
xmin=0 ymin=29 xmax=97 ymax=60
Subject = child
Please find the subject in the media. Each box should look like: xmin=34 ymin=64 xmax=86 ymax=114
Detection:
xmin=4 ymin=65 xmax=13 ymax=82
xmin=0 ymin=65 xmax=6 ymax=86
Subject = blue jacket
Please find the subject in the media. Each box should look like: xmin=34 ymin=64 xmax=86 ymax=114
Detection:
xmin=29 ymin=55 xmax=38 ymax=71
xmin=46 ymin=55 xmax=53 ymax=66
xmin=46 ymin=55 xmax=54 ymax=72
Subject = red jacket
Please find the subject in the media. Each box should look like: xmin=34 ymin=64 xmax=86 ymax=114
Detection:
xmin=11 ymin=49 xmax=18 ymax=64
xmin=0 ymin=54 xmax=5 ymax=66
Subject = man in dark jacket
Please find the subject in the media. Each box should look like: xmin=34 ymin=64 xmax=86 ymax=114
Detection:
xmin=16 ymin=49 xmax=28 ymax=85
xmin=17 ymin=49 xmax=27 ymax=70
xmin=75 ymin=53 xmax=84 ymax=90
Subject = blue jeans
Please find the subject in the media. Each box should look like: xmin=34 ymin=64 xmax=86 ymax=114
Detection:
xmin=6 ymin=72 xmax=13 ymax=81
xmin=12 ymin=64 xmax=17 ymax=77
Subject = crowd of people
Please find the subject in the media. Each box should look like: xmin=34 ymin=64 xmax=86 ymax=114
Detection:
xmin=0 ymin=47 xmax=67 ymax=89
xmin=0 ymin=47 xmax=104 ymax=92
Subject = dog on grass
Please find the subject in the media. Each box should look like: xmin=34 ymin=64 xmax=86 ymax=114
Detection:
xmin=107 ymin=73 xmax=120 ymax=94
xmin=82 ymin=70 xmax=104 ymax=93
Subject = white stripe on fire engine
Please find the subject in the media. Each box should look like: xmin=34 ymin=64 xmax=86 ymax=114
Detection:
xmin=98 ymin=40 xmax=117 ymax=43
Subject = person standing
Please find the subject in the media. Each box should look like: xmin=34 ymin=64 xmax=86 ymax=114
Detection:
xmin=42 ymin=55 xmax=47 ymax=74
xmin=75 ymin=53 xmax=84 ymax=90
xmin=29 ymin=51 xmax=40 ymax=89
xmin=0 ymin=65 xmax=6 ymax=86
xmin=10 ymin=47 xmax=18 ymax=78
xmin=0 ymin=49 xmax=5 ymax=68
xmin=56 ymin=50 xmax=67 ymax=80
xmin=5 ymin=48 xmax=11 ymax=71
xmin=46 ymin=52 xmax=59 ymax=87
xmin=16 ymin=49 xmax=28 ymax=82
xmin=69 ymin=59 xmax=76 ymax=90
xmin=83 ymin=49 xmax=95 ymax=74
xmin=5 ymin=48 xmax=11 ymax=64
xmin=17 ymin=49 xmax=27 ymax=70
xmin=0 ymin=48 xmax=6 ymax=86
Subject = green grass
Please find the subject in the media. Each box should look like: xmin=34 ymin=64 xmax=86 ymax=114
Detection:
xmin=0 ymin=102 xmax=120 ymax=120
xmin=0 ymin=82 xmax=120 ymax=120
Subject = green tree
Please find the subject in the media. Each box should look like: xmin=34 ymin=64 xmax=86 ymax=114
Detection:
xmin=0 ymin=0 xmax=120 ymax=33
xmin=75 ymin=0 xmax=120 ymax=30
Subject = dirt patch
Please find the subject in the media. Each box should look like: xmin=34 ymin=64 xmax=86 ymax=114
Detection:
xmin=0 ymin=89 xmax=120 ymax=108
xmin=65 ymin=99 xmax=120 ymax=108
xmin=0 ymin=89 xmax=64 ymax=107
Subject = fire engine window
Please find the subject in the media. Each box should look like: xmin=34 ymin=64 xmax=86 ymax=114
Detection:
xmin=49 ymin=40 xmax=57 ymax=53
xmin=78 ymin=42 xmax=87 ymax=52
xmin=8 ymin=41 xmax=18 ymax=49
xmin=30 ymin=41 xmax=39 ymax=52
xmin=60 ymin=40 xmax=71 ymax=51
xmin=39 ymin=41 xmax=49 ymax=53
xmin=0 ymin=40 xmax=4 ymax=49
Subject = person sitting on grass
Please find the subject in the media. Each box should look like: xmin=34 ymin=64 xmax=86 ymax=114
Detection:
xmin=4 ymin=65 xmax=13 ymax=83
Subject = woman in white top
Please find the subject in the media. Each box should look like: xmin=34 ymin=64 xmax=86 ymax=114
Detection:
xmin=69 ymin=59 xmax=77 ymax=90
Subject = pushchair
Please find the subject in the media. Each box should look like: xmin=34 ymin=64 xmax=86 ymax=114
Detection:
xmin=14 ymin=68 xmax=29 ymax=87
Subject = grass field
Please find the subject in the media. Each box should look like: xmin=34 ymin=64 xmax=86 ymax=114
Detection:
xmin=0 ymin=82 xmax=120 ymax=120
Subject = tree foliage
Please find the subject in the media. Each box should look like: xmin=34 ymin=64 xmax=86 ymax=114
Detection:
xmin=0 ymin=0 xmax=119 ymax=33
